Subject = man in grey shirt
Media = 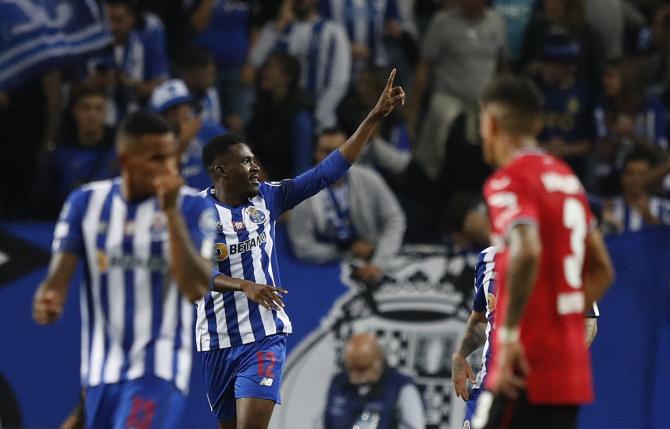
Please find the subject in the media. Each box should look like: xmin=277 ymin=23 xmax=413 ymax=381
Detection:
xmin=287 ymin=129 xmax=406 ymax=284
xmin=407 ymin=0 xmax=507 ymax=180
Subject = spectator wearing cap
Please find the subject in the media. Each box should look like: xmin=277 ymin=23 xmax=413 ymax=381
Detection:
xmin=172 ymin=47 xmax=223 ymax=125
xmin=150 ymin=79 xmax=227 ymax=190
xmin=87 ymin=0 xmax=170 ymax=122
xmin=405 ymin=0 xmax=507 ymax=181
xmin=520 ymin=0 xmax=603 ymax=86
xmin=31 ymin=85 xmax=119 ymax=219
xmin=535 ymin=34 xmax=595 ymax=181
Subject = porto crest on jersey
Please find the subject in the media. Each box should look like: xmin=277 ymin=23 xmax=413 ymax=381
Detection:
xmin=246 ymin=206 xmax=267 ymax=224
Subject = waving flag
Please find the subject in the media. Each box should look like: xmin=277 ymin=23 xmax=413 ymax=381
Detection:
xmin=0 ymin=0 xmax=112 ymax=91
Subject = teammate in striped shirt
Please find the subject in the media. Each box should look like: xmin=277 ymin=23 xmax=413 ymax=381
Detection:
xmin=319 ymin=0 xmax=402 ymax=72
xmin=452 ymin=246 xmax=497 ymax=429
xmin=197 ymin=69 xmax=405 ymax=429
xmin=249 ymin=0 xmax=352 ymax=129
xmin=453 ymin=246 xmax=601 ymax=429
xmin=32 ymin=111 xmax=218 ymax=428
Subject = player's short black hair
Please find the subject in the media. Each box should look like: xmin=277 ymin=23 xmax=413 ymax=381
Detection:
xmin=117 ymin=111 xmax=172 ymax=148
xmin=623 ymin=147 xmax=657 ymax=170
xmin=172 ymin=47 xmax=214 ymax=73
xmin=481 ymin=74 xmax=544 ymax=135
xmin=203 ymin=134 xmax=246 ymax=170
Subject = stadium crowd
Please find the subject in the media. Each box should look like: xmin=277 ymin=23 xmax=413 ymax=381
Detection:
xmin=1 ymin=1 xmax=669 ymax=428
xmin=2 ymin=0 xmax=670 ymax=241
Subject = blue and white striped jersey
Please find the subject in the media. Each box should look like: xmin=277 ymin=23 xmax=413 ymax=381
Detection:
xmin=472 ymin=246 xmax=496 ymax=390
xmin=610 ymin=196 xmax=670 ymax=233
xmin=249 ymin=17 xmax=351 ymax=129
xmin=471 ymin=246 xmax=600 ymax=391
xmin=53 ymin=179 xmax=217 ymax=393
xmin=320 ymin=0 xmax=400 ymax=68
xmin=195 ymin=150 xmax=352 ymax=351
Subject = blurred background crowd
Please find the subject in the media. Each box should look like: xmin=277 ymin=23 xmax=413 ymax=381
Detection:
xmin=3 ymin=0 xmax=670 ymax=251
xmin=3 ymin=2 xmax=670 ymax=428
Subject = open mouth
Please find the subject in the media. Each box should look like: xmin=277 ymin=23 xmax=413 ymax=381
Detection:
xmin=250 ymin=174 xmax=260 ymax=185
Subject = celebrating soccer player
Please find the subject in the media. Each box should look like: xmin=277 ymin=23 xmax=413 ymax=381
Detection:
xmin=471 ymin=75 xmax=614 ymax=429
xmin=33 ymin=111 xmax=218 ymax=428
xmin=195 ymin=68 xmax=405 ymax=429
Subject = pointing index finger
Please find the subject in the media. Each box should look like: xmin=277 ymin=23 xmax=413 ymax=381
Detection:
xmin=386 ymin=68 xmax=397 ymax=91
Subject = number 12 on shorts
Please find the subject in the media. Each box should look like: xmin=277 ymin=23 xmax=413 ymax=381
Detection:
xmin=257 ymin=351 xmax=276 ymax=378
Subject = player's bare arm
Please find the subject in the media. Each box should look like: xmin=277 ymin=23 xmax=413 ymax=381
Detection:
xmin=583 ymin=230 xmax=614 ymax=307
xmin=155 ymin=174 xmax=213 ymax=302
xmin=584 ymin=318 xmax=598 ymax=348
xmin=33 ymin=252 xmax=78 ymax=325
xmin=211 ymin=274 xmax=287 ymax=311
xmin=495 ymin=224 xmax=540 ymax=398
xmin=338 ymin=68 xmax=405 ymax=164
xmin=505 ymin=224 xmax=541 ymax=327
xmin=452 ymin=311 xmax=487 ymax=400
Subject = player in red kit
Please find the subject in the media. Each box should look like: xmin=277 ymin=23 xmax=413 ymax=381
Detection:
xmin=472 ymin=75 xmax=615 ymax=429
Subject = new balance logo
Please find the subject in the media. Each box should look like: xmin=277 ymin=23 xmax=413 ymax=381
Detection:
xmin=260 ymin=378 xmax=274 ymax=387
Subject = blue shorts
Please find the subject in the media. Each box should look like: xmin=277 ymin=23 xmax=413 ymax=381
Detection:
xmin=85 ymin=376 xmax=185 ymax=429
xmin=201 ymin=334 xmax=287 ymax=422
xmin=463 ymin=387 xmax=482 ymax=428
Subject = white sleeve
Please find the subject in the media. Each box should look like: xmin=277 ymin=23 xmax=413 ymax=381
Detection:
xmin=315 ymin=23 xmax=351 ymax=129
xmin=396 ymin=384 xmax=426 ymax=429
xmin=369 ymin=136 xmax=412 ymax=174
xmin=249 ymin=23 xmax=280 ymax=68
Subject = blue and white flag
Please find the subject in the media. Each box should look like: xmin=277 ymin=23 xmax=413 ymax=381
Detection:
xmin=0 ymin=0 xmax=112 ymax=91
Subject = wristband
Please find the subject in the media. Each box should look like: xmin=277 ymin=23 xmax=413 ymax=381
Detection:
xmin=497 ymin=326 xmax=520 ymax=344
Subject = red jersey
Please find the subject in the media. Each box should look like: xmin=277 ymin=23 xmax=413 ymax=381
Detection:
xmin=483 ymin=149 xmax=594 ymax=404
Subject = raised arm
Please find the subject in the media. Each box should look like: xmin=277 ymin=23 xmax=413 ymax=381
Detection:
xmin=33 ymin=252 xmax=78 ymax=324
xmin=338 ymin=68 xmax=405 ymax=163
xmin=270 ymin=69 xmax=405 ymax=213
